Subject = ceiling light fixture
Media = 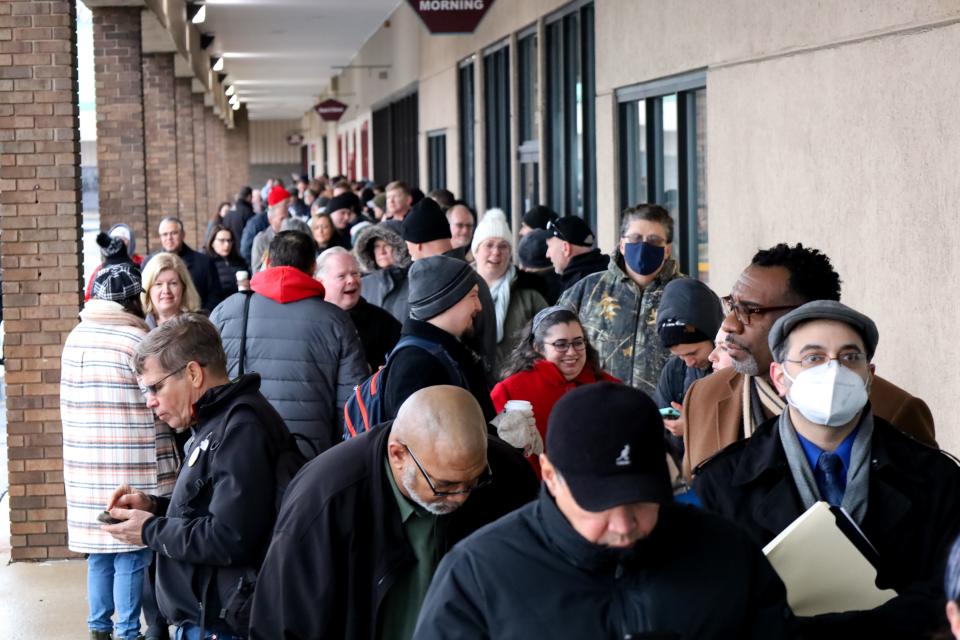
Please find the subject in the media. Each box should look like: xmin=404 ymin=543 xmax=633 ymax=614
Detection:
xmin=187 ymin=3 xmax=206 ymax=25
xmin=200 ymin=33 xmax=215 ymax=51
xmin=225 ymin=85 xmax=235 ymax=97
xmin=232 ymin=102 xmax=240 ymax=111
xmin=229 ymin=94 xmax=239 ymax=105
xmin=211 ymin=56 xmax=223 ymax=72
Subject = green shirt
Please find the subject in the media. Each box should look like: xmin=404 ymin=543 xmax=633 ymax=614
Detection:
xmin=377 ymin=458 xmax=446 ymax=640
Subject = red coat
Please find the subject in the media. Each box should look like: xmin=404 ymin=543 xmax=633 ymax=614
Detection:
xmin=491 ymin=359 xmax=620 ymax=476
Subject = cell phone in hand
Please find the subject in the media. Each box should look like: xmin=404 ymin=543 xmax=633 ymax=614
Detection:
xmin=659 ymin=407 xmax=681 ymax=419
xmin=97 ymin=510 xmax=122 ymax=525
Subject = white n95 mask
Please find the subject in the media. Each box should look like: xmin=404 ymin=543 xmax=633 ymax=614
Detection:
xmin=782 ymin=360 xmax=869 ymax=427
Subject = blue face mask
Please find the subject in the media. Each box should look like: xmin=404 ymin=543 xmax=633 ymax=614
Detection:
xmin=624 ymin=242 xmax=665 ymax=276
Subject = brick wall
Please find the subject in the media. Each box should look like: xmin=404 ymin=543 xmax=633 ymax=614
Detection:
xmin=190 ymin=91 xmax=206 ymax=249
xmin=174 ymin=77 xmax=197 ymax=249
xmin=141 ymin=52 xmax=177 ymax=255
xmin=204 ymin=106 xmax=223 ymax=229
xmin=91 ymin=6 xmax=147 ymax=250
xmin=0 ymin=0 xmax=84 ymax=562
xmin=225 ymin=106 xmax=250 ymax=197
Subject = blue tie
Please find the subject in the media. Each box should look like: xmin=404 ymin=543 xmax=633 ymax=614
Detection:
xmin=816 ymin=452 xmax=845 ymax=506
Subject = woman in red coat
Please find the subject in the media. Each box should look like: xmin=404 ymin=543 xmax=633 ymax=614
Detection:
xmin=491 ymin=306 xmax=619 ymax=475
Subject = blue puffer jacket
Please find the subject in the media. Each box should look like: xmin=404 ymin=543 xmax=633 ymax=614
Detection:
xmin=210 ymin=266 xmax=368 ymax=456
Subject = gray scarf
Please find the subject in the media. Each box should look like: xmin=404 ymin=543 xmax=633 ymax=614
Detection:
xmin=778 ymin=409 xmax=873 ymax=524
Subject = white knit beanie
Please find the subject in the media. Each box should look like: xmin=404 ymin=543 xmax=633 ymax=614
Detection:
xmin=471 ymin=208 xmax=513 ymax=256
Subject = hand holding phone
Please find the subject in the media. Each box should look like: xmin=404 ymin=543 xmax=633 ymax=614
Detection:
xmin=97 ymin=510 xmax=122 ymax=525
xmin=659 ymin=407 xmax=681 ymax=419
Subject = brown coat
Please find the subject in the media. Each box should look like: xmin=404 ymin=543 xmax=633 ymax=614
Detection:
xmin=681 ymin=368 xmax=936 ymax=478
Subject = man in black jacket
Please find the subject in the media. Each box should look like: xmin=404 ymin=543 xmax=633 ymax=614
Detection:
xmin=544 ymin=215 xmax=609 ymax=292
xmin=414 ymin=383 xmax=792 ymax=639
xmin=150 ymin=216 xmax=223 ymax=312
xmin=103 ymin=314 xmax=290 ymax=639
xmin=249 ymin=385 xmax=538 ymax=640
xmin=695 ymin=301 xmax=960 ymax=638
xmin=222 ymin=186 xmax=254 ymax=245
xmin=381 ymin=255 xmax=495 ymax=420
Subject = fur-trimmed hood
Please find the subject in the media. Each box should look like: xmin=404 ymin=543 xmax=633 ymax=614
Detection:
xmin=352 ymin=223 xmax=412 ymax=273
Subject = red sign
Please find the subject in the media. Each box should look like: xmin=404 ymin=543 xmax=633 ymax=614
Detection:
xmin=315 ymin=99 xmax=348 ymax=122
xmin=408 ymin=0 xmax=494 ymax=34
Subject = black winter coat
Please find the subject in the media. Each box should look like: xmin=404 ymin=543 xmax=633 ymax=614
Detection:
xmin=349 ymin=296 xmax=401 ymax=371
xmin=248 ymin=421 xmax=538 ymax=640
xmin=382 ymin=319 xmax=495 ymax=421
xmin=223 ymin=200 xmax=254 ymax=247
xmin=559 ymin=248 xmax=609 ymax=292
xmin=210 ymin=253 xmax=249 ymax=298
xmin=413 ymin=489 xmax=794 ymax=640
xmin=695 ymin=414 xmax=960 ymax=639
xmin=141 ymin=375 xmax=287 ymax=631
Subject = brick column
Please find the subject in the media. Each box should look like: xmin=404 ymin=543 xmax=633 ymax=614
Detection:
xmin=190 ymin=91 xmax=206 ymax=249
xmin=225 ymin=106 xmax=250 ymax=193
xmin=204 ymin=107 xmax=221 ymax=225
xmin=174 ymin=78 xmax=196 ymax=241
xmin=141 ymin=52 xmax=177 ymax=254
xmin=91 ymin=6 xmax=147 ymax=249
xmin=0 ymin=0 xmax=84 ymax=562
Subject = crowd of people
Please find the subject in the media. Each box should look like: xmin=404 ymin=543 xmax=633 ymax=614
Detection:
xmin=61 ymin=174 xmax=960 ymax=640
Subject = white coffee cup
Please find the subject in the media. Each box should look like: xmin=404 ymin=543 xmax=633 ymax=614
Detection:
xmin=236 ymin=270 xmax=250 ymax=291
xmin=504 ymin=400 xmax=533 ymax=414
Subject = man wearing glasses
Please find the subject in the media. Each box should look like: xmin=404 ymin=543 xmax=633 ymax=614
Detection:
xmin=249 ymin=385 xmax=537 ymax=640
xmin=102 ymin=314 xmax=293 ymax=639
xmin=696 ymin=301 xmax=960 ymax=638
xmin=559 ymin=204 xmax=683 ymax=398
xmin=681 ymin=243 xmax=934 ymax=478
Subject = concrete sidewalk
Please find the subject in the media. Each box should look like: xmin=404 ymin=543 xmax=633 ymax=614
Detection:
xmin=0 ymin=492 xmax=88 ymax=637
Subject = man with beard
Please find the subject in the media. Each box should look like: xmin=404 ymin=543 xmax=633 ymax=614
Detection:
xmin=379 ymin=255 xmax=496 ymax=421
xmin=249 ymin=385 xmax=538 ymax=640
xmin=681 ymin=243 xmax=935 ymax=478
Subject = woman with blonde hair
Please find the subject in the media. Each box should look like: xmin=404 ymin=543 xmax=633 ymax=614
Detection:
xmin=140 ymin=253 xmax=201 ymax=328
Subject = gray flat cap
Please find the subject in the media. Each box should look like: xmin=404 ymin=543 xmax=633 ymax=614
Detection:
xmin=769 ymin=300 xmax=879 ymax=360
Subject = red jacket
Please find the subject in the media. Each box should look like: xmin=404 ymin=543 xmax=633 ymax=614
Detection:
xmin=491 ymin=359 xmax=619 ymax=476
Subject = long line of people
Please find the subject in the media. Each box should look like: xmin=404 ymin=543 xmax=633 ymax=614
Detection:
xmin=66 ymin=175 xmax=960 ymax=640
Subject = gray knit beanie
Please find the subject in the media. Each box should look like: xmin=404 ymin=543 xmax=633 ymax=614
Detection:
xmin=408 ymin=255 xmax=477 ymax=320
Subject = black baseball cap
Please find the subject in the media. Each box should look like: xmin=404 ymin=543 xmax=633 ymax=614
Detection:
xmin=522 ymin=205 xmax=559 ymax=230
xmin=546 ymin=383 xmax=671 ymax=511
xmin=548 ymin=216 xmax=595 ymax=248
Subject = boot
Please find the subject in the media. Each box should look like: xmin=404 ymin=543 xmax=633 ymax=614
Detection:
xmin=88 ymin=632 xmax=111 ymax=640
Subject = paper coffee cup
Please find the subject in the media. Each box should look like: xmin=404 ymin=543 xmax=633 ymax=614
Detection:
xmin=504 ymin=400 xmax=533 ymax=413
xmin=236 ymin=270 xmax=249 ymax=282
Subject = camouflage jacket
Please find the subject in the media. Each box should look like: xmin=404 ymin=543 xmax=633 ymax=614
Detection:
xmin=559 ymin=253 xmax=684 ymax=397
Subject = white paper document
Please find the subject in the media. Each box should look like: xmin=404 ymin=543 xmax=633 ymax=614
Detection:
xmin=762 ymin=501 xmax=897 ymax=616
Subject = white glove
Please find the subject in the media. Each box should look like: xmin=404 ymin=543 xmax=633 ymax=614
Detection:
xmin=491 ymin=410 xmax=542 ymax=457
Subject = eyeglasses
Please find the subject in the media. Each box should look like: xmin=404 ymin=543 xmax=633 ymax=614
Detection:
xmin=784 ymin=352 xmax=868 ymax=370
xmin=721 ymin=296 xmax=798 ymax=327
xmin=402 ymin=443 xmax=493 ymax=497
xmin=543 ymin=338 xmax=586 ymax=353
xmin=138 ymin=363 xmax=188 ymax=397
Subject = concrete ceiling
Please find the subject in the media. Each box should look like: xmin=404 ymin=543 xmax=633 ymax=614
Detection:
xmin=203 ymin=0 xmax=400 ymax=120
